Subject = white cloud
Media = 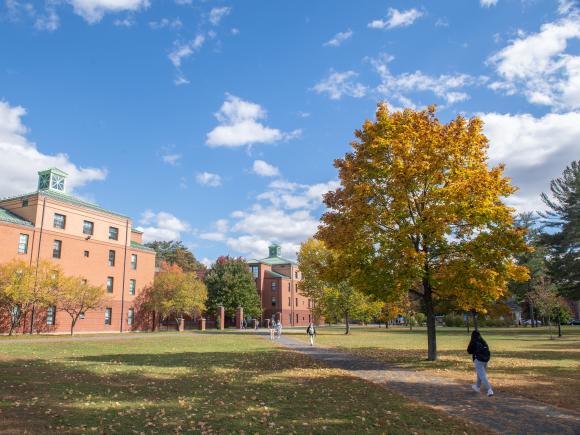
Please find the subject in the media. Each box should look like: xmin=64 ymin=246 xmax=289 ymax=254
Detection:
xmin=252 ymin=160 xmax=280 ymax=177
xmin=200 ymin=257 xmax=212 ymax=268
xmin=168 ymin=35 xmax=205 ymax=67
xmin=368 ymin=53 xmax=485 ymax=106
xmin=68 ymin=0 xmax=150 ymax=24
xmin=209 ymin=6 xmax=231 ymax=26
xmin=323 ymin=29 xmax=353 ymax=47
xmin=480 ymin=0 xmax=498 ymax=7
xmin=0 ymin=100 xmax=106 ymax=198
xmin=488 ymin=13 xmax=580 ymax=110
xmin=482 ymin=111 xmax=580 ymax=212
xmin=206 ymin=94 xmax=300 ymax=147
xmin=196 ymin=177 xmax=339 ymax=260
xmin=137 ymin=210 xmax=191 ymax=242
xmin=149 ymin=17 xmax=182 ymax=30
xmin=312 ymin=70 xmax=367 ymax=100
xmin=161 ymin=153 xmax=181 ymax=165
xmin=113 ymin=16 xmax=135 ymax=27
xmin=34 ymin=8 xmax=60 ymax=31
xmin=199 ymin=218 xmax=229 ymax=242
xmin=196 ymin=172 xmax=222 ymax=187
xmin=368 ymin=8 xmax=424 ymax=30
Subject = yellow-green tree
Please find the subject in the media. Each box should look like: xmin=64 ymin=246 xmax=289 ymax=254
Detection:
xmin=58 ymin=276 xmax=108 ymax=335
xmin=317 ymin=104 xmax=529 ymax=360
xmin=0 ymin=260 xmax=59 ymax=335
xmin=298 ymin=238 xmax=380 ymax=334
xmin=297 ymin=239 xmax=332 ymax=322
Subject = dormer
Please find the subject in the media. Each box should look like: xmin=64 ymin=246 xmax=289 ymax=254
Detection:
xmin=38 ymin=168 xmax=68 ymax=194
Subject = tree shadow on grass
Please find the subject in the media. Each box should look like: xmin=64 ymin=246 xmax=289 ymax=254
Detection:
xmin=0 ymin=351 xmax=480 ymax=435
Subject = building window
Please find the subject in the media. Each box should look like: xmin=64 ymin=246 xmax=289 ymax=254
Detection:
xmin=271 ymin=296 xmax=276 ymax=307
xmin=296 ymin=314 xmax=299 ymax=323
xmin=127 ymin=308 xmax=135 ymax=326
xmin=250 ymin=265 xmax=259 ymax=278
xmin=79 ymin=311 xmax=85 ymax=320
xmin=131 ymin=254 xmax=137 ymax=270
xmin=106 ymin=277 xmax=114 ymax=293
xmin=271 ymin=281 xmax=277 ymax=290
xmin=296 ymin=298 xmax=298 ymax=307
xmin=105 ymin=308 xmax=112 ymax=325
xmin=308 ymin=299 xmax=311 ymax=308
xmin=289 ymin=297 xmax=291 ymax=307
xmin=22 ymin=199 xmax=29 ymax=207
xmin=51 ymin=174 xmax=65 ymax=191
xmin=289 ymin=314 xmax=292 ymax=324
xmin=129 ymin=279 xmax=136 ymax=295
xmin=18 ymin=234 xmax=29 ymax=254
xmin=109 ymin=227 xmax=119 ymax=240
xmin=53 ymin=213 xmax=66 ymax=229
xmin=295 ymin=271 xmax=298 ymax=279
xmin=108 ymin=250 xmax=116 ymax=267
xmin=84 ymin=250 xmax=89 ymax=258
xmin=47 ymin=306 xmax=56 ymax=325
xmin=52 ymin=240 xmax=62 ymax=259
xmin=83 ymin=220 xmax=94 ymax=235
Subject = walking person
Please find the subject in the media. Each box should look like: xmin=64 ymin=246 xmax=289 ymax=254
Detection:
xmin=306 ymin=322 xmax=316 ymax=346
xmin=269 ymin=320 xmax=275 ymax=340
xmin=275 ymin=320 xmax=282 ymax=339
xmin=467 ymin=330 xmax=494 ymax=396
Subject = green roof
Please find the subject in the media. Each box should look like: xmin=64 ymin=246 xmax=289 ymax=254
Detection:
xmin=0 ymin=190 xmax=130 ymax=219
xmin=265 ymin=270 xmax=289 ymax=279
xmin=0 ymin=208 xmax=33 ymax=227
xmin=249 ymin=256 xmax=297 ymax=266
xmin=131 ymin=241 xmax=156 ymax=253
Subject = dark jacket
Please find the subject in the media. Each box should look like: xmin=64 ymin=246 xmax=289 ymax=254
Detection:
xmin=467 ymin=331 xmax=491 ymax=362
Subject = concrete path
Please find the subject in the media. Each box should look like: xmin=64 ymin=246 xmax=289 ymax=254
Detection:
xmin=272 ymin=334 xmax=580 ymax=435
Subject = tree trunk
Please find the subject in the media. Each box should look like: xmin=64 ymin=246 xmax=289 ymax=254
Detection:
xmin=344 ymin=311 xmax=350 ymax=335
xmin=557 ymin=318 xmax=562 ymax=337
xmin=423 ymin=279 xmax=437 ymax=361
xmin=548 ymin=318 xmax=553 ymax=340
xmin=529 ymin=299 xmax=536 ymax=327
xmin=471 ymin=310 xmax=479 ymax=331
xmin=29 ymin=305 xmax=35 ymax=335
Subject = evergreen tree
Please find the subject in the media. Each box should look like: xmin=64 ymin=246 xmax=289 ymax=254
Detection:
xmin=540 ymin=161 xmax=580 ymax=300
xmin=204 ymin=256 xmax=262 ymax=318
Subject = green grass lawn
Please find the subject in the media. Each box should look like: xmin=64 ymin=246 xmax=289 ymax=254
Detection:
xmin=287 ymin=325 xmax=580 ymax=411
xmin=0 ymin=333 xmax=487 ymax=434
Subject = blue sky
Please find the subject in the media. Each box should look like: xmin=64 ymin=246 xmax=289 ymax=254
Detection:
xmin=1 ymin=0 xmax=579 ymax=265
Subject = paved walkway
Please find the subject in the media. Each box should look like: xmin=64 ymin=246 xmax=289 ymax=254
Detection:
xmin=272 ymin=334 xmax=580 ymax=435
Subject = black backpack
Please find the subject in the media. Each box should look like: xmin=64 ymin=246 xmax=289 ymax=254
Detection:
xmin=476 ymin=340 xmax=491 ymax=362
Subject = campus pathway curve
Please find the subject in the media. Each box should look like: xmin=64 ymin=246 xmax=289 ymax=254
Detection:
xmin=272 ymin=334 xmax=580 ymax=435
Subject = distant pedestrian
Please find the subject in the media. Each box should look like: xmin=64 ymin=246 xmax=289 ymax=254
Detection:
xmin=306 ymin=322 xmax=316 ymax=346
xmin=275 ymin=320 xmax=282 ymax=339
xmin=467 ymin=330 xmax=493 ymax=396
xmin=269 ymin=320 xmax=275 ymax=340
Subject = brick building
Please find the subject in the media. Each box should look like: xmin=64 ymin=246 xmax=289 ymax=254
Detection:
xmin=248 ymin=244 xmax=313 ymax=327
xmin=0 ymin=168 xmax=156 ymax=334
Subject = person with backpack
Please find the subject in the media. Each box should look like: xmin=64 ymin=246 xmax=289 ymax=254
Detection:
xmin=467 ymin=330 xmax=494 ymax=396
xmin=306 ymin=323 xmax=316 ymax=346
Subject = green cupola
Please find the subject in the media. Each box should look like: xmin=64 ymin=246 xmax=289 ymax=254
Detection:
xmin=38 ymin=168 xmax=68 ymax=193
xmin=268 ymin=243 xmax=282 ymax=258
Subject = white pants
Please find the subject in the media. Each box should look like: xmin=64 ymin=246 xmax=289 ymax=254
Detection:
xmin=474 ymin=359 xmax=491 ymax=391
xmin=308 ymin=334 xmax=314 ymax=345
